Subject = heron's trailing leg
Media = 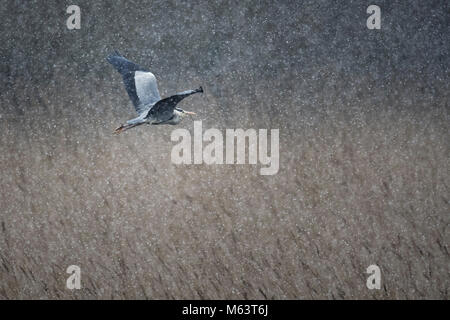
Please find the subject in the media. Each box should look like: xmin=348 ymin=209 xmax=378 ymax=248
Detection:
xmin=182 ymin=87 xmax=202 ymax=115
xmin=183 ymin=87 xmax=202 ymax=115
xmin=169 ymin=86 xmax=203 ymax=115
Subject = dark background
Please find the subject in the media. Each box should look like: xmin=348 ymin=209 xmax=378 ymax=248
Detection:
xmin=0 ymin=0 xmax=448 ymax=299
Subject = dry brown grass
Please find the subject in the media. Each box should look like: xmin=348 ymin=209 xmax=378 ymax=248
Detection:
xmin=0 ymin=0 xmax=448 ymax=299
xmin=0 ymin=75 xmax=448 ymax=299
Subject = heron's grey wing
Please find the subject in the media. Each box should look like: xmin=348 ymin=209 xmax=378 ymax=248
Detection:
xmin=145 ymin=96 xmax=181 ymax=123
xmin=107 ymin=51 xmax=161 ymax=115
xmin=133 ymin=71 xmax=161 ymax=113
xmin=145 ymin=89 xmax=203 ymax=122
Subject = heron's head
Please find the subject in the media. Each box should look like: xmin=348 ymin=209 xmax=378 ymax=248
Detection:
xmin=175 ymin=107 xmax=196 ymax=117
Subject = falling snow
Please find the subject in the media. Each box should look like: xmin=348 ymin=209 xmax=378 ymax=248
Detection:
xmin=0 ymin=0 xmax=448 ymax=299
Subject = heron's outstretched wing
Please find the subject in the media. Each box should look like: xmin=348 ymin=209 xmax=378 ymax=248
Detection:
xmin=145 ymin=96 xmax=182 ymax=123
xmin=107 ymin=50 xmax=161 ymax=115
xmin=145 ymin=88 xmax=203 ymax=122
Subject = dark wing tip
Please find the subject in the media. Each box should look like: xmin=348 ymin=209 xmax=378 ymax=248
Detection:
xmin=106 ymin=51 xmax=149 ymax=75
xmin=106 ymin=50 xmax=122 ymax=63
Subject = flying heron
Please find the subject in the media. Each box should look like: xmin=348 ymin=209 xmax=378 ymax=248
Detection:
xmin=107 ymin=51 xmax=203 ymax=133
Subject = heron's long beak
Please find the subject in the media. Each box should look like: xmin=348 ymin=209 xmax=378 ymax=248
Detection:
xmin=184 ymin=111 xmax=196 ymax=115
xmin=114 ymin=123 xmax=136 ymax=134
xmin=114 ymin=125 xmax=126 ymax=134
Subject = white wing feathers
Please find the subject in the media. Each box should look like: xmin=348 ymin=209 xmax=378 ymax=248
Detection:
xmin=134 ymin=71 xmax=161 ymax=114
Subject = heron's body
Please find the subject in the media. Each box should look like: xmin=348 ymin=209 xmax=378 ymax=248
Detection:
xmin=106 ymin=51 xmax=203 ymax=133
